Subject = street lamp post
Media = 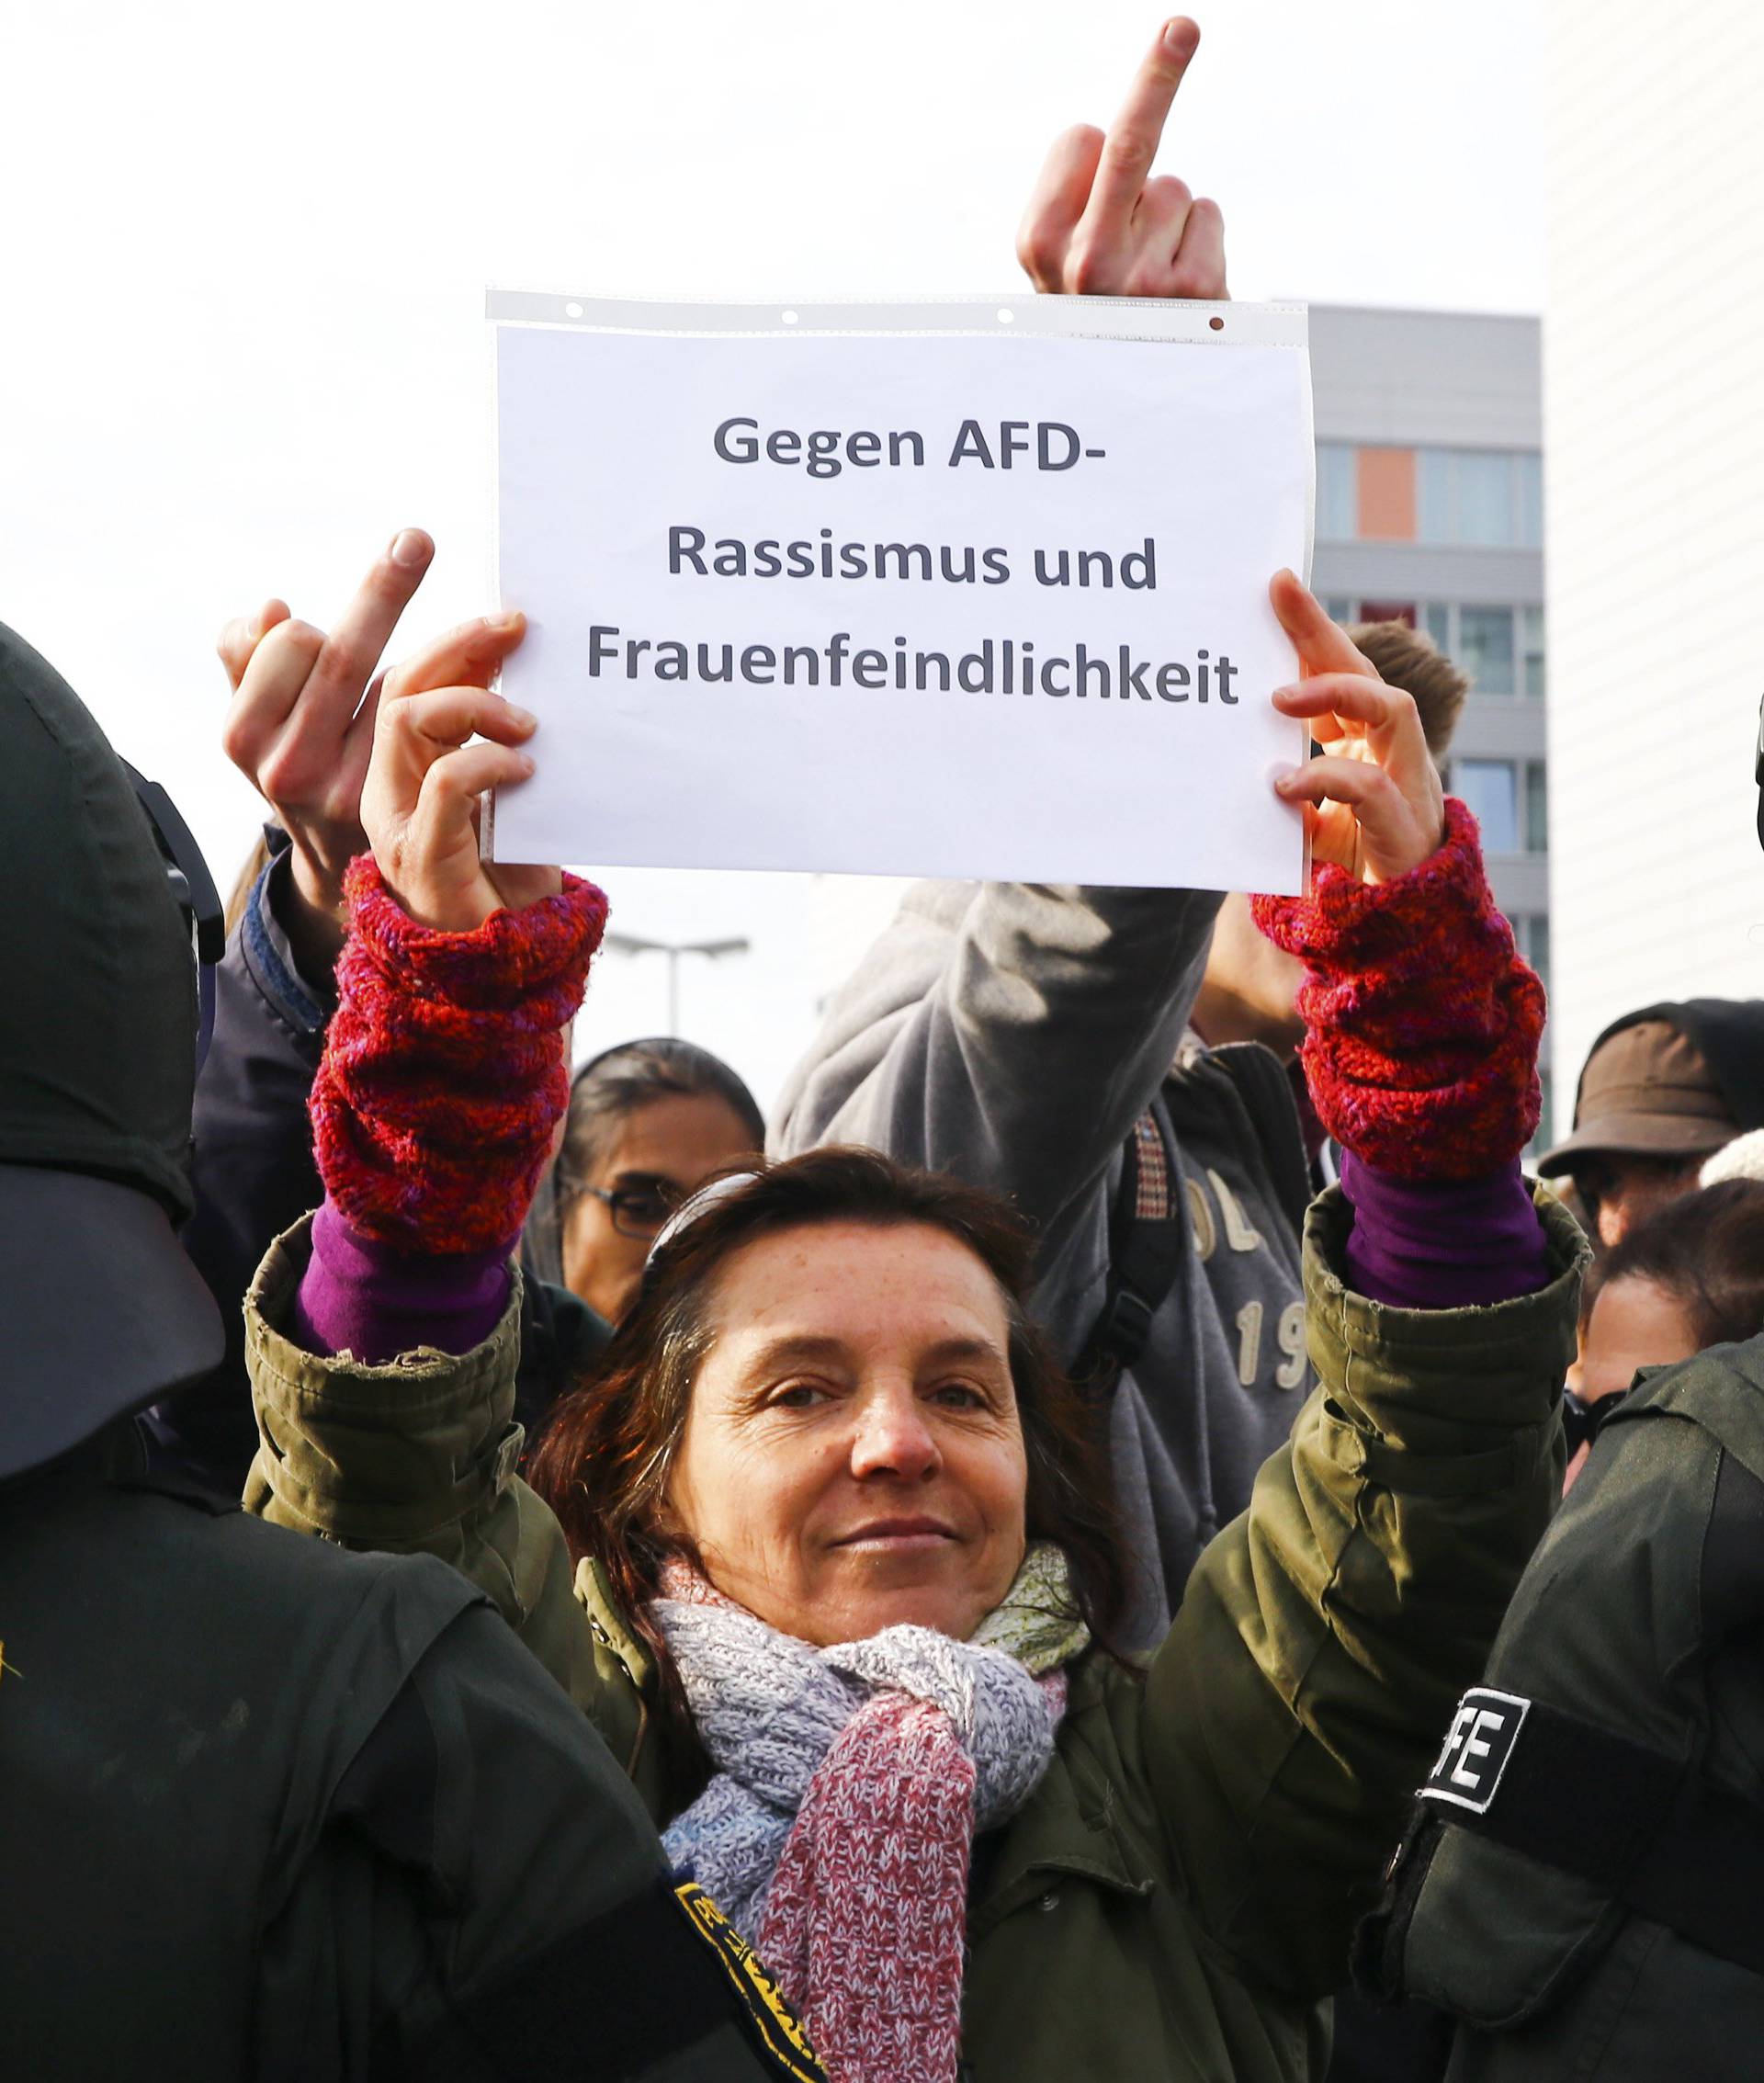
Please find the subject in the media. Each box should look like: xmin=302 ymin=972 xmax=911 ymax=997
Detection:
xmin=602 ymin=931 xmax=752 ymax=1036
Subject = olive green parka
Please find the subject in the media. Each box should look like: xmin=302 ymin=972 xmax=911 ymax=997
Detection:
xmin=243 ymin=1186 xmax=1585 ymax=2083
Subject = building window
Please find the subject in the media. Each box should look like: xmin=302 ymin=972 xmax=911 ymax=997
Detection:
xmin=1458 ymin=452 xmax=1519 ymax=546
xmin=1519 ymin=453 xmax=1544 ymax=549
xmin=1460 ymin=762 xmax=1546 ymax=855
xmin=1417 ymin=449 xmax=1453 ymax=541
xmin=1357 ymin=447 xmax=1417 ymax=540
xmin=1458 ymin=605 xmax=1517 ymax=696
xmin=1317 ymin=445 xmax=1356 ymax=540
xmin=1331 ymin=602 xmax=1545 ymax=699
xmin=1525 ymin=760 xmax=1549 ymax=854
xmin=1522 ymin=604 xmax=1547 ymax=699
xmin=1453 ymin=759 xmax=1520 ymax=854
xmin=1414 ymin=449 xmax=1544 ymax=548
xmin=1512 ymin=912 xmax=1551 ymax=999
xmin=1381 ymin=602 xmax=1545 ymax=698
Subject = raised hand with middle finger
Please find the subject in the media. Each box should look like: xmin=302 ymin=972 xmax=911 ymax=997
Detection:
xmin=361 ymin=610 xmax=560 ymax=933
xmin=1266 ymin=571 xmax=1446 ymax=885
xmin=1017 ymin=17 xmax=1227 ymax=300
xmin=218 ymin=527 xmax=434 ymax=960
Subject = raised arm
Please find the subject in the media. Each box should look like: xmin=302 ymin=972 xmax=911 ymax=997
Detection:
xmin=774 ymin=21 xmax=1233 ymax=1253
xmin=1142 ymin=583 xmax=1586 ymax=1995
xmin=774 ymin=877 xmax=1224 ymax=1252
xmin=172 ymin=542 xmax=608 ymax=1494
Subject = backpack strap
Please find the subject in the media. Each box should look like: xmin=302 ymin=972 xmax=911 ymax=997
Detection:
xmin=1204 ymin=1042 xmax=1313 ymax=1243
xmin=1073 ymin=1044 xmax=1312 ymax=1405
xmin=1073 ymin=1109 xmax=1185 ymax=1402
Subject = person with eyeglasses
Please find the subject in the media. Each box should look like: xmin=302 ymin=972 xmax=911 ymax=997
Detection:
xmin=522 ymin=1038 xmax=766 ymax=1330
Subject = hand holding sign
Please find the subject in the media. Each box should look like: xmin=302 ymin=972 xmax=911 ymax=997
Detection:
xmin=360 ymin=613 xmax=560 ymax=932
xmin=1269 ymin=572 xmax=1446 ymax=886
xmin=1017 ymin=17 xmax=1226 ymax=300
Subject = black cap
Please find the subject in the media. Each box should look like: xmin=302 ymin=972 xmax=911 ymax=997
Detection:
xmin=0 ymin=622 xmax=223 ymax=1478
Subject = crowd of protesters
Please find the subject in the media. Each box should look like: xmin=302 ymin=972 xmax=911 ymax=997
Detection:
xmin=6 ymin=15 xmax=1764 ymax=2083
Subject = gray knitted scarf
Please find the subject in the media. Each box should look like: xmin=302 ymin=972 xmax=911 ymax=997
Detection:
xmin=655 ymin=1541 xmax=1087 ymax=1938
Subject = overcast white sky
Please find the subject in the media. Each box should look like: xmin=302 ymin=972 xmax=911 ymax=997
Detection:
xmin=1 ymin=0 xmax=1544 ymax=1108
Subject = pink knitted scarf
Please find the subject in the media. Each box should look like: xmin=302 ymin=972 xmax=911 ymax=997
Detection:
xmin=761 ymin=1685 xmax=991 ymax=2083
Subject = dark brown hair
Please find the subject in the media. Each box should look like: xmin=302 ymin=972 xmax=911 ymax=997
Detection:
xmin=522 ymin=1036 xmax=766 ymax=1289
xmin=554 ymin=1038 xmax=765 ymax=1199
xmin=1580 ymin=1177 xmax=1764 ymax=1348
xmin=527 ymin=1147 xmax=1126 ymax=1724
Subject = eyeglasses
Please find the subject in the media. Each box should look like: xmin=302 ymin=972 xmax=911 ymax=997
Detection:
xmin=580 ymin=1180 xmax=684 ymax=1240
xmin=1563 ymin=1386 xmax=1627 ymax=1458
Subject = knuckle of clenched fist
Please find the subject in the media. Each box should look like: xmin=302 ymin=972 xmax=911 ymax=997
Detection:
xmin=1065 ymin=238 xmax=1116 ymax=297
xmin=1016 ymin=223 xmax=1062 ymax=282
xmin=255 ymin=745 xmax=305 ymax=803
xmin=220 ymin=714 xmax=257 ymax=768
xmin=274 ymin=618 xmax=325 ymax=661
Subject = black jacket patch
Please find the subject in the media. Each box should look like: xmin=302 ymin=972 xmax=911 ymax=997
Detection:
xmin=1421 ymin=1687 xmax=1531 ymax=1814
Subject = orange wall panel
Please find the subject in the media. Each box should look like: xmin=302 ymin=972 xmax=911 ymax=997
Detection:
xmin=1357 ymin=447 xmax=1417 ymax=540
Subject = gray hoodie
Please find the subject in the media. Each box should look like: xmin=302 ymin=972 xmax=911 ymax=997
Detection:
xmin=772 ymin=878 xmax=1313 ymax=1648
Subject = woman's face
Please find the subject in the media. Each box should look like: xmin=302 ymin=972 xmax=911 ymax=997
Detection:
xmin=665 ymin=1220 xmax=1030 ymax=1646
xmin=1563 ymin=1274 xmax=1698 ymax=1493
xmin=561 ymin=1092 xmax=758 ymax=1325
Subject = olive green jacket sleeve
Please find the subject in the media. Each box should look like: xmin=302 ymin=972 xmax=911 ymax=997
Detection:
xmin=1143 ymin=1183 xmax=1588 ymax=2003
xmin=242 ymin=1216 xmax=652 ymax=1789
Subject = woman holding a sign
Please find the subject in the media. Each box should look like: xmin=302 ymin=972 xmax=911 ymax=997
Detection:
xmin=236 ymin=562 xmax=1581 ymax=2082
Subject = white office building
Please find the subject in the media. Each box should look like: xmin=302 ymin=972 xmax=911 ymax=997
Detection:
xmin=1544 ymin=1 xmax=1764 ymax=1109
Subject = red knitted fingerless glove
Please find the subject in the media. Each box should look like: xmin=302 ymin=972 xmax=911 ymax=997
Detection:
xmin=310 ymin=859 xmax=607 ymax=1254
xmin=1250 ymin=798 xmax=1544 ymax=1181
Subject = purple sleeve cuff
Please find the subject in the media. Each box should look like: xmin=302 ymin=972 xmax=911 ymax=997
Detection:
xmin=288 ymin=1198 xmax=514 ymax=1365
xmin=1340 ymin=1149 xmax=1551 ymax=1310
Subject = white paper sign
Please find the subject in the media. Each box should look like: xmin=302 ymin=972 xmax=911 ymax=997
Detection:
xmin=489 ymin=294 xmax=1312 ymax=894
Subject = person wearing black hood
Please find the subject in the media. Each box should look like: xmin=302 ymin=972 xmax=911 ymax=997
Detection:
xmin=1536 ymin=999 xmax=1764 ymax=1249
xmin=0 ymin=624 xmax=820 ymax=2083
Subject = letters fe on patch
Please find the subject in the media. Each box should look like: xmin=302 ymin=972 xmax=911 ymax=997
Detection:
xmin=1419 ymin=1686 xmax=1531 ymax=1816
